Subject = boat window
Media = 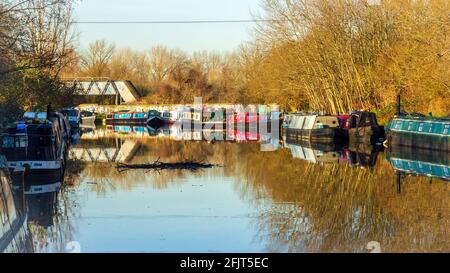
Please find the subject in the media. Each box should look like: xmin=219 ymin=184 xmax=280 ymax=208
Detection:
xmin=134 ymin=127 xmax=146 ymax=133
xmin=118 ymin=114 xmax=132 ymax=119
xmin=418 ymin=123 xmax=424 ymax=132
xmin=444 ymin=125 xmax=449 ymax=135
xmin=134 ymin=113 xmax=145 ymax=119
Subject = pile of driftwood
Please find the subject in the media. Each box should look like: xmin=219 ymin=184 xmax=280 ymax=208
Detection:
xmin=115 ymin=158 xmax=219 ymax=173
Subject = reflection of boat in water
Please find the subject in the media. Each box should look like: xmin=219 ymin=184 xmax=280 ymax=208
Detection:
xmin=24 ymin=187 xmax=59 ymax=228
xmin=343 ymin=147 xmax=380 ymax=168
xmin=387 ymin=147 xmax=449 ymax=181
xmin=284 ymin=140 xmax=341 ymax=164
xmin=107 ymin=124 xmax=148 ymax=135
xmin=227 ymin=129 xmax=261 ymax=142
xmin=285 ymin=138 xmax=381 ymax=167
xmin=10 ymin=167 xmax=62 ymax=229
xmin=0 ymin=155 xmax=33 ymax=253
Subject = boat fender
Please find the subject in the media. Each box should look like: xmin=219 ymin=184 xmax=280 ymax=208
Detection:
xmin=383 ymin=139 xmax=389 ymax=149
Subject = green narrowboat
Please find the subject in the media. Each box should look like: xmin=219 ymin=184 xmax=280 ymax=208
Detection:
xmin=386 ymin=116 xmax=449 ymax=151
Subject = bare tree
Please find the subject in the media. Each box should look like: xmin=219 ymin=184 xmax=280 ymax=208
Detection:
xmin=147 ymin=46 xmax=187 ymax=84
xmin=0 ymin=0 xmax=77 ymax=76
xmin=80 ymin=39 xmax=116 ymax=77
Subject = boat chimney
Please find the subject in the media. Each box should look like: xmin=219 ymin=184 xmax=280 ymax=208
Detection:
xmin=396 ymin=95 xmax=401 ymax=116
xmin=46 ymin=103 xmax=52 ymax=119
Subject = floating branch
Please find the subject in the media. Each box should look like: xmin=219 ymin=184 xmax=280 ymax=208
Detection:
xmin=115 ymin=158 xmax=219 ymax=173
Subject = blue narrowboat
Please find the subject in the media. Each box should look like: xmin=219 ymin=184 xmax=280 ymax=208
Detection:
xmin=106 ymin=110 xmax=148 ymax=124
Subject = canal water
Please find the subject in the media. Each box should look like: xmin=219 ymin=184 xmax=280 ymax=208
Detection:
xmin=1 ymin=126 xmax=449 ymax=253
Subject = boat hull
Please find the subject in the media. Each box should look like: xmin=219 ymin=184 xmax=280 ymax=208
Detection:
xmin=147 ymin=117 xmax=165 ymax=128
xmin=348 ymin=126 xmax=385 ymax=145
xmin=106 ymin=118 xmax=147 ymax=124
xmin=386 ymin=116 xmax=449 ymax=151
xmin=388 ymin=130 xmax=449 ymax=151
xmin=284 ymin=127 xmax=336 ymax=142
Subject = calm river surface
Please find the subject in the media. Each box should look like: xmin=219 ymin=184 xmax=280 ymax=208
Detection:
xmin=2 ymin=126 xmax=449 ymax=253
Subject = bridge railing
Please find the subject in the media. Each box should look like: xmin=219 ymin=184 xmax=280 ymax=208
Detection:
xmin=61 ymin=78 xmax=140 ymax=104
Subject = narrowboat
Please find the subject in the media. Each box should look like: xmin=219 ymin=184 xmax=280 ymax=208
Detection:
xmin=338 ymin=111 xmax=385 ymax=145
xmin=0 ymin=112 xmax=68 ymax=177
xmin=106 ymin=110 xmax=148 ymax=124
xmin=80 ymin=110 xmax=96 ymax=124
xmin=53 ymin=111 xmax=71 ymax=143
xmin=385 ymin=95 xmax=449 ymax=150
xmin=147 ymin=110 xmax=164 ymax=128
xmin=161 ymin=110 xmax=178 ymax=124
xmin=60 ymin=108 xmax=81 ymax=128
xmin=284 ymin=114 xmax=345 ymax=142
xmin=386 ymin=115 xmax=449 ymax=151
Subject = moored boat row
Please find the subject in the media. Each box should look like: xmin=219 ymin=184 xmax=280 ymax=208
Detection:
xmin=98 ymin=95 xmax=449 ymax=152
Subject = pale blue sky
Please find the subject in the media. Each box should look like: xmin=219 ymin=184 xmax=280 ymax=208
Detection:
xmin=73 ymin=0 xmax=262 ymax=53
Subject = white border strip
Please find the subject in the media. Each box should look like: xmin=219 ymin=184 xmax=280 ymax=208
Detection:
xmin=7 ymin=161 xmax=62 ymax=170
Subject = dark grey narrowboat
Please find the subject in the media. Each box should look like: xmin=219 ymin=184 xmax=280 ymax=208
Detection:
xmin=0 ymin=112 xmax=68 ymax=178
xmin=284 ymin=114 xmax=345 ymax=142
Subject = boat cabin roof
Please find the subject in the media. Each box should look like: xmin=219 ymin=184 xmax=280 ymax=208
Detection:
xmin=60 ymin=108 xmax=79 ymax=116
xmin=395 ymin=115 xmax=450 ymax=122
xmin=23 ymin=112 xmax=47 ymax=120
xmin=288 ymin=114 xmax=339 ymax=130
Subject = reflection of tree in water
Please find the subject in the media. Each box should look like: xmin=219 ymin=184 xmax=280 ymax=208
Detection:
xmin=78 ymin=139 xmax=247 ymax=191
xmin=63 ymin=138 xmax=449 ymax=252
xmin=239 ymin=147 xmax=449 ymax=252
